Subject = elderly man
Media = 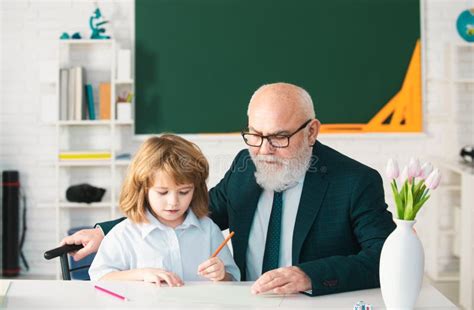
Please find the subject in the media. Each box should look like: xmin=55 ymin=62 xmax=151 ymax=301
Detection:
xmin=62 ymin=82 xmax=395 ymax=296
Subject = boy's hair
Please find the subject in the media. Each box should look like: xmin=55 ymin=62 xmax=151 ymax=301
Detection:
xmin=120 ymin=134 xmax=209 ymax=223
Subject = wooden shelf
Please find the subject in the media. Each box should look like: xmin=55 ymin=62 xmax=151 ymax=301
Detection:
xmin=114 ymin=79 xmax=134 ymax=84
xmin=115 ymin=120 xmax=133 ymax=125
xmin=58 ymin=160 xmax=112 ymax=167
xmin=56 ymin=120 xmax=133 ymax=126
xmin=59 ymin=39 xmax=113 ymax=45
xmin=115 ymin=160 xmax=131 ymax=166
xmin=57 ymin=120 xmax=113 ymax=126
xmin=38 ymin=202 xmax=112 ymax=209
xmin=58 ymin=202 xmax=112 ymax=209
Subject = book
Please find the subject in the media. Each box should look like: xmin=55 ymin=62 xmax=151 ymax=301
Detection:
xmin=74 ymin=67 xmax=85 ymax=121
xmin=67 ymin=67 xmax=76 ymax=120
xmin=85 ymin=84 xmax=96 ymax=120
xmin=59 ymin=68 xmax=69 ymax=120
xmin=99 ymin=83 xmax=111 ymax=120
xmin=59 ymin=151 xmax=112 ymax=160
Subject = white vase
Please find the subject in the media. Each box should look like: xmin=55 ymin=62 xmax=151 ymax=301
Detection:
xmin=379 ymin=219 xmax=424 ymax=310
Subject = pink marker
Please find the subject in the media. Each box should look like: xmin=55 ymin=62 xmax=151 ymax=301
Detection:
xmin=94 ymin=285 xmax=127 ymax=301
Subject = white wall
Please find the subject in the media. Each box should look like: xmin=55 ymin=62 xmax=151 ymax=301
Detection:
xmin=0 ymin=0 xmax=473 ymax=276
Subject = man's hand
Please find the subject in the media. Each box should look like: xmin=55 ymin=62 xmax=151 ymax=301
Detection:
xmin=59 ymin=227 xmax=104 ymax=261
xmin=251 ymin=266 xmax=311 ymax=295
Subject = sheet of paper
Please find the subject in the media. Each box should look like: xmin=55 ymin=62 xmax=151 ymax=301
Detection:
xmin=0 ymin=280 xmax=11 ymax=305
xmin=155 ymin=283 xmax=284 ymax=307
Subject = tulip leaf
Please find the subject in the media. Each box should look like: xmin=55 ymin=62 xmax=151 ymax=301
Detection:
xmin=413 ymin=181 xmax=425 ymax=203
xmin=400 ymin=182 xmax=407 ymax=208
xmin=404 ymin=184 xmax=414 ymax=220
xmin=410 ymin=194 xmax=431 ymax=220
xmin=391 ymin=181 xmax=403 ymax=219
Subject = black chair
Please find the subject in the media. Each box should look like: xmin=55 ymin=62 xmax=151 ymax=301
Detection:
xmin=44 ymin=244 xmax=89 ymax=280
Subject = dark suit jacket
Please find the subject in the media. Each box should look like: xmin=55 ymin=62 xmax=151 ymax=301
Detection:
xmin=207 ymin=141 xmax=395 ymax=295
xmin=98 ymin=141 xmax=395 ymax=296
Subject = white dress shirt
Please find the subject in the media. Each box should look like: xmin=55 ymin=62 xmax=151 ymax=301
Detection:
xmin=245 ymin=176 xmax=305 ymax=281
xmin=89 ymin=209 xmax=240 ymax=281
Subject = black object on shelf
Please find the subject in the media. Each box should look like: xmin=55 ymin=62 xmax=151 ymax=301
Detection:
xmin=66 ymin=183 xmax=106 ymax=203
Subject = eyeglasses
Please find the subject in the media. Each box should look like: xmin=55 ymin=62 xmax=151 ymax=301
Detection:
xmin=241 ymin=119 xmax=312 ymax=148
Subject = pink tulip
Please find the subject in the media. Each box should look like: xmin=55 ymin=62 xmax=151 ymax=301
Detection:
xmin=408 ymin=158 xmax=421 ymax=179
xmin=385 ymin=158 xmax=400 ymax=180
xmin=399 ymin=166 xmax=411 ymax=183
xmin=419 ymin=162 xmax=433 ymax=179
xmin=425 ymin=168 xmax=441 ymax=190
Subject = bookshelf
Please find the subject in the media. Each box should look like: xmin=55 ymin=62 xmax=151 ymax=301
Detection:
xmin=52 ymin=39 xmax=134 ymax=278
xmin=426 ymin=159 xmax=474 ymax=310
xmin=424 ymin=42 xmax=474 ymax=309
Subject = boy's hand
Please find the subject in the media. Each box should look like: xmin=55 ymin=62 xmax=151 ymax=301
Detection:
xmin=197 ymin=257 xmax=226 ymax=281
xmin=141 ymin=268 xmax=184 ymax=287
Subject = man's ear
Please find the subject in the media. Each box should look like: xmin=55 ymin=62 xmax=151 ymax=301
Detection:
xmin=308 ymin=119 xmax=320 ymax=147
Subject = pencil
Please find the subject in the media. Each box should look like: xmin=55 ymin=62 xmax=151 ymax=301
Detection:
xmin=94 ymin=285 xmax=127 ymax=301
xmin=211 ymin=231 xmax=235 ymax=258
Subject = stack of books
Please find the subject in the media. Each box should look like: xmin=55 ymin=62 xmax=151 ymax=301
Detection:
xmin=59 ymin=67 xmax=111 ymax=121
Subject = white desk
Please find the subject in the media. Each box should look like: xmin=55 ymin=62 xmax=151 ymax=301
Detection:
xmin=2 ymin=280 xmax=457 ymax=309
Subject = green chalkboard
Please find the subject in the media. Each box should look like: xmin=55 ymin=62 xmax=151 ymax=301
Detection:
xmin=136 ymin=0 xmax=420 ymax=134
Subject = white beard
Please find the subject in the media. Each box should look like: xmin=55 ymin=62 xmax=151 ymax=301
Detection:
xmin=250 ymin=144 xmax=312 ymax=192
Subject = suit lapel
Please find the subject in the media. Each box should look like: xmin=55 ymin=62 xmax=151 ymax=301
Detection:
xmin=231 ymin=155 xmax=262 ymax=280
xmin=292 ymin=142 xmax=329 ymax=264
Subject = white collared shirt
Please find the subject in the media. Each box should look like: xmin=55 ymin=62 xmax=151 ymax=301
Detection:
xmin=245 ymin=176 xmax=305 ymax=281
xmin=89 ymin=209 xmax=240 ymax=281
